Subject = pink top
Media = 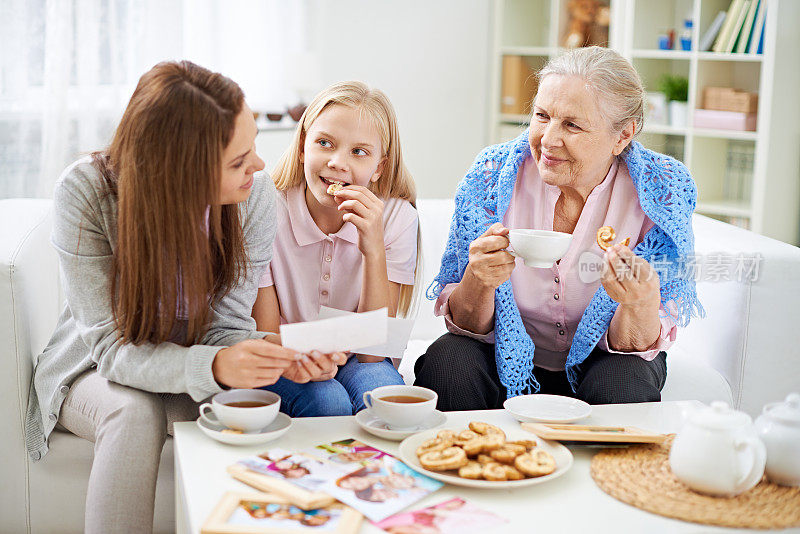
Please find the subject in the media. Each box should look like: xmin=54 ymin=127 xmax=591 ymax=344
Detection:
xmin=436 ymin=155 xmax=677 ymax=371
xmin=259 ymin=186 xmax=418 ymax=324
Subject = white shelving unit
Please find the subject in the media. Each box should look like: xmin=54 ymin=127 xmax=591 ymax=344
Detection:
xmin=489 ymin=0 xmax=800 ymax=245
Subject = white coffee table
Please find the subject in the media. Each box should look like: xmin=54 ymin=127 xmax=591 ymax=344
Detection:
xmin=173 ymin=401 xmax=757 ymax=534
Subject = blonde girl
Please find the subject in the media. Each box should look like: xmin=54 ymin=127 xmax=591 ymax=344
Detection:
xmin=252 ymin=81 xmax=420 ymax=416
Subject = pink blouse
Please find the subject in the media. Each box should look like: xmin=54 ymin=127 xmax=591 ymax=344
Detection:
xmin=259 ymin=186 xmax=418 ymax=324
xmin=436 ymin=155 xmax=677 ymax=371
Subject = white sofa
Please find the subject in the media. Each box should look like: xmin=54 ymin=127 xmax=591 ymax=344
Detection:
xmin=3 ymin=197 xmax=799 ymax=533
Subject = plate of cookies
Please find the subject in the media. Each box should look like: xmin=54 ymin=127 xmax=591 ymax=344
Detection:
xmin=398 ymin=421 xmax=573 ymax=488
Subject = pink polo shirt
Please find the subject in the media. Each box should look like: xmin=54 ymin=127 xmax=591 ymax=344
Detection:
xmin=260 ymin=186 xmax=418 ymax=324
xmin=436 ymin=155 xmax=677 ymax=371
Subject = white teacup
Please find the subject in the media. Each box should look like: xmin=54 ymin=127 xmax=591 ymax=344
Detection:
xmin=507 ymin=229 xmax=572 ymax=268
xmin=199 ymin=389 xmax=280 ymax=433
xmin=362 ymin=385 xmax=437 ymax=430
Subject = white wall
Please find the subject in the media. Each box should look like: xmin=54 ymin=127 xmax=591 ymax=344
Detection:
xmin=306 ymin=0 xmax=492 ymax=199
xmin=305 ymin=0 xmax=493 ymax=199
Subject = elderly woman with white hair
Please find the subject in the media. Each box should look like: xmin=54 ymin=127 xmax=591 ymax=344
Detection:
xmin=414 ymin=46 xmax=704 ymax=410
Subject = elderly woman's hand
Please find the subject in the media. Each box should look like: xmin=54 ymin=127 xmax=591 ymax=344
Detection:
xmin=465 ymin=222 xmax=516 ymax=290
xmin=601 ymin=244 xmax=661 ymax=309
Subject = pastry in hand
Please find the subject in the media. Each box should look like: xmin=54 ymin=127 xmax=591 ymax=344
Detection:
xmin=596 ymin=225 xmax=630 ymax=251
xmin=326 ymin=181 xmax=345 ymax=195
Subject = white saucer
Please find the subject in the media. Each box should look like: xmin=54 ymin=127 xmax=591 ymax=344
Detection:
xmin=503 ymin=394 xmax=592 ymax=423
xmin=355 ymin=409 xmax=447 ymax=441
xmin=196 ymin=412 xmax=292 ymax=446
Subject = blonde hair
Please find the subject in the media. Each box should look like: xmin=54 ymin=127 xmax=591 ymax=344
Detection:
xmin=273 ymin=81 xmax=421 ymax=317
xmin=537 ymin=46 xmax=645 ymax=145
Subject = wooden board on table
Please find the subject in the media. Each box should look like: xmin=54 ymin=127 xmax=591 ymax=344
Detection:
xmin=522 ymin=422 xmax=667 ymax=444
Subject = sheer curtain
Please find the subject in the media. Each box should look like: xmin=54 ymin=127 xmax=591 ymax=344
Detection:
xmin=0 ymin=0 xmax=303 ymax=200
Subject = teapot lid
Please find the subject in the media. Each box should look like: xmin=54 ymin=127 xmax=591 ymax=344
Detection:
xmin=691 ymin=401 xmax=752 ymax=429
xmin=763 ymin=393 xmax=800 ymax=425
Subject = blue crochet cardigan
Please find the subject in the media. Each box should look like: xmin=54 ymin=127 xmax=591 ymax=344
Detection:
xmin=428 ymin=131 xmax=704 ymax=398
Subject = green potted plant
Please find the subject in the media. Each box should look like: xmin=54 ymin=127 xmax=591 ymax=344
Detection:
xmin=658 ymin=74 xmax=689 ymax=128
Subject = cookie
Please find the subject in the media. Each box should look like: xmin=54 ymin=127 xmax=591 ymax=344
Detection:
xmin=326 ymin=182 xmax=344 ymax=195
xmin=502 ymin=464 xmax=525 ymax=480
xmin=437 ymin=430 xmax=458 ymax=442
xmin=453 ymin=429 xmax=480 ymax=446
xmin=596 ymin=225 xmax=630 ymax=251
xmin=476 ymin=454 xmax=494 ymax=466
xmin=514 ymin=449 xmax=557 ymax=477
xmin=507 ymin=439 xmax=537 ymax=450
xmin=458 ymin=460 xmax=483 ymax=479
xmin=419 ymin=446 xmax=468 ymax=471
xmin=415 ymin=436 xmax=452 ymax=457
xmin=489 ymin=444 xmax=525 ymax=464
xmin=481 ymin=462 xmax=508 ymax=481
xmin=469 ymin=421 xmax=506 ymax=438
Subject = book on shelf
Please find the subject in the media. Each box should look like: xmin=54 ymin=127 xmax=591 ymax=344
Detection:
xmin=736 ymin=0 xmax=760 ymax=53
xmin=700 ymin=11 xmax=727 ymax=52
xmin=713 ymin=0 xmax=745 ymax=53
xmin=756 ymin=19 xmax=765 ymax=54
xmin=748 ymin=1 xmax=767 ymax=54
xmin=725 ymin=0 xmax=751 ymax=53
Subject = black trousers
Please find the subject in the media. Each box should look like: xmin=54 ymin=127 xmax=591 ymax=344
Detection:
xmin=413 ymin=333 xmax=667 ymax=411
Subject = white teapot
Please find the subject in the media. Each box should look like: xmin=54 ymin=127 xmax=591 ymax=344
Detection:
xmin=669 ymin=401 xmax=766 ymax=497
xmin=755 ymin=393 xmax=800 ymax=486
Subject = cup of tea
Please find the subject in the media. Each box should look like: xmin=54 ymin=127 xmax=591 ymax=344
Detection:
xmin=362 ymin=385 xmax=437 ymax=430
xmin=199 ymin=389 xmax=280 ymax=433
xmin=507 ymin=229 xmax=572 ymax=268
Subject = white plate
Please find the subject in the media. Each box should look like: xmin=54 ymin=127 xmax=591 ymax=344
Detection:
xmin=398 ymin=425 xmax=573 ymax=489
xmin=503 ymin=394 xmax=592 ymax=423
xmin=196 ymin=412 xmax=292 ymax=446
xmin=355 ymin=409 xmax=447 ymax=441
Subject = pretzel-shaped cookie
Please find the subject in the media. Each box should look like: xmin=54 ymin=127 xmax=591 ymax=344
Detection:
xmin=458 ymin=460 xmax=483 ymax=479
xmin=415 ymin=436 xmax=452 ymax=458
xmin=503 ymin=464 xmax=525 ymax=480
xmin=437 ymin=430 xmax=458 ymax=442
xmin=468 ymin=421 xmax=506 ymax=438
xmin=453 ymin=429 xmax=480 ymax=446
xmin=489 ymin=443 xmax=528 ymax=464
xmin=419 ymin=446 xmax=468 ymax=471
xmin=326 ymin=182 xmax=344 ymax=195
xmin=514 ymin=449 xmax=557 ymax=477
xmin=596 ymin=226 xmax=630 ymax=251
xmin=481 ymin=462 xmax=508 ymax=481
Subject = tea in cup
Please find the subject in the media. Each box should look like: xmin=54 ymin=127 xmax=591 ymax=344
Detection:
xmin=507 ymin=229 xmax=572 ymax=268
xmin=199 ymin=389 xmax=280 ymax=433
xmin=362 ymin=385 xmax=437 ymax=430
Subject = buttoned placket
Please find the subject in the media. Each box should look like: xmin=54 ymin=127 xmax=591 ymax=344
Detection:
xmin=320 ymin=237 xmax=334 ymax=305
xmin=553 ymin=265 xmax=567 ymax=345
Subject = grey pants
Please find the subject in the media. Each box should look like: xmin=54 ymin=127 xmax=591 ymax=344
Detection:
xmin=57 ymin=370 xmax=201 ymax=534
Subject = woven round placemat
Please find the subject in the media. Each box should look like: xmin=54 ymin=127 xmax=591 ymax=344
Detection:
xmin=590 ymin=435 xmax=800 ymax=529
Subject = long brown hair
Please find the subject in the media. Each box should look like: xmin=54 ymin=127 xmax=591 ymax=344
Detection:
xmin=272 ymin=81 xmax=422 ymax=316
xmin=94 ymin=60 xmax=247 ymax=345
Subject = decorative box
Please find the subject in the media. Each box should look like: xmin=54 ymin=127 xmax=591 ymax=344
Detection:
xmin=694 ymin=109 xmax=757 ymax=131
xmin=703 ymin=87 xmax=759 ymax=113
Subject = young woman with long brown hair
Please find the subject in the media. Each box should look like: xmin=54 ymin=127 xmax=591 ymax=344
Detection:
xmin=25 ymin=61 xmax=345 ymax=533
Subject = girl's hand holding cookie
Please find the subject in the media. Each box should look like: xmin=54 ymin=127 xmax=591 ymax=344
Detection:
xmin=334 ymin=185 xmax=385 ymax=258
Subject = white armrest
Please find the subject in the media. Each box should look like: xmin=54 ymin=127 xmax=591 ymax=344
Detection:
xmin=672 ymin=215 xmax=800 ymax=415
